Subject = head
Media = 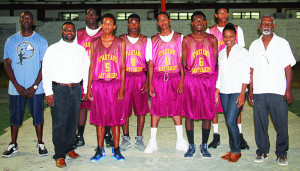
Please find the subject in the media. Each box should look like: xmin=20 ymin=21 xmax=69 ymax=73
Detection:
xmin=157 ymin=12 xmax=171 ymax=30
xmin=127 ymin=14 xmax=141 ymax=34
xmin=85 ymin=8 xmax=99 ymax=25
xmin=61 ymin=22 xmax=76 ymax=43
xmin=101 ymin=13 xmax=116 ymax=34
xmin=222 ymin=23 xmax=236 ymax=47
xmin=259 ymin=14 xmax=276 ymax=36
xmin=191 ymin=11 xmax=207 ymax=32
xmin=215 ymin=4 xmax=230 ymax=23
xmin=20 ymin=11 xmax=34 ymax=30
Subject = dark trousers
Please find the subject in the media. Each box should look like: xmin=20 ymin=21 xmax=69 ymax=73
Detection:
xmin=220 ymin=93 xmax=244 ymax=154
xmin=50 ymin=84 xmax=81 ymax=160
xmin=254 ymin=93 xmax=289 ymax=157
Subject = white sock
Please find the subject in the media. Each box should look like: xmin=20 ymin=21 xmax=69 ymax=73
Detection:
xmin=175 ymin=125 xmax=184 ymax=141
xmin=150 ymin=127 xmax=157 ymax=140
xmin=238 ymin=124 xmax=242 ymax=133
xmin=213 ymin=124 xmax=219 ymax=133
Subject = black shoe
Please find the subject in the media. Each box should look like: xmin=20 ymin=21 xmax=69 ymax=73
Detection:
xmin=75 ymin=134 xmax=85 ymax=147
xmin=2 ymin=143 xmax=18 ymax=158
xmin=37 ymin=142 xmax=48 ymax=156
xmin=104 ymin=127 xmax=114 ymax=148
xmin=208 ymin=133 xmax=220 ymax=149
xmin=240 ymin=133 xmax=249 ymax=150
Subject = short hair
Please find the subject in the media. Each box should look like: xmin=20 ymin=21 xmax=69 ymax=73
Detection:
xmin=85 ymin=8 xmax=98 ymax=15
xmin=260 ymin=14 xmax=276 ymax=24
xmin=157 ymin=12 xmax=170 ymax=20
xmin=101 ymin=13 xmax=116 ymax=25
xmin=191 ymin=11 xmax=206 ymax=22
xmin=223 ymin=23 xmax=236 ymax=35
xmin=20 ymin=11 xmax=33 ymax=19
xmin=62 ymin=22 xmax=75 ymax=29
xmin=215 ymin=4 xmax=229 ymax=14
xmin=128 ymin=13 xmax=140 ymax=22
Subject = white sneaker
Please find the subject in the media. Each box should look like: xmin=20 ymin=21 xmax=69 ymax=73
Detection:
xmin=176 ymin=139 xmax=189 ymax=152
xmin=144 ymin=139 xmax=157 ymax=153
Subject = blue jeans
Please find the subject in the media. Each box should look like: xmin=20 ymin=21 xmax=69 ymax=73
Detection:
xmin=220 ymin=93 xmax=245 ymax=154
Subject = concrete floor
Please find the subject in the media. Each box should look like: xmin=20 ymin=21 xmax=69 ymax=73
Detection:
xmin=0 ymin=94 xmax=300 ymax=170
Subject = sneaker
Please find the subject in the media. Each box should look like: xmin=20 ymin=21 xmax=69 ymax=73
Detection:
xmin=120 ymin=135 xmax=131 ymax=151
xmin=254 ymin=153 xmax=269 ymax=163
xmin=90 ymin=146 xmax=106 ymax=162
xmin=144 ymin=139 xmax=158 ymax=153
xmin=184 ymin=144 xmax=196 ymax=158
xmin=176 ymin=139 xmax=189 ymax=152
xmin=37 ymin=143 xmax=48 ymax=156
xmin=135 ymin=136 xmax=146 ymax=151
xmin=208 ymin=133 xmax=220 ymax=149
xmin=112 ymin=147 xmax=125 ymax=161
xmin=75 ymin=134 xmax=85 ymax=147
xmin=277 ymin=156 xmax=288 ymax=166
xmin=2 ymin=143 xmax=18 ymax=158
xmin=240 ymin=133 xmax=249 ymax=150
xmin=200 ymin=144 xmax=211 ymax=158
xmin=104 ymin=127 xmax=114 ymax=148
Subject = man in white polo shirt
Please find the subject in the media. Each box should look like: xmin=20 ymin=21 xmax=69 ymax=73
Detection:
xmin=248 ymin=14 xmax=296 ymax=167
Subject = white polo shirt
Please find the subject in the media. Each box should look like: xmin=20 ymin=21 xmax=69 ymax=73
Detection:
xmin=216 ymin=44 xmax=250 ymax=94
xmin=249 ymin=33 xmax=296 ymax=95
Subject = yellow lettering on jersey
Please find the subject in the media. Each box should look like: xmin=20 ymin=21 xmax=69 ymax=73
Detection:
xmin=191 ymin=67 xmax=211 ymax=73
xmin=98 ymin=54 xmax=118 ymax=63
xmin=158 ymin=49 xmax=176 ymax=58
xmin=192 ymin=49 xmax=211 ymax=59
xmin=126 ymin=67 xmax=143 ymax=72
xmin=126 ymin=50 xmax=143 ymax=58
xmin=218 ymin=40 xmax=224 ymax=47
xmin=98 ymin=73 xmax=117 ymax=79
xmin=158 ymin=65 xmax=177 ymax=72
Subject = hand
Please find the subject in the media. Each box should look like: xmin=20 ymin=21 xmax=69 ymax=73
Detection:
xmin=82 ymin=93 xmax=88 ymax=101
xmin=284 ymin=90 xmax=293 ymax=104
xmin=46 ymin=95 xmax=54 ymax=106
xmin=26 ymin=86 xmax=37 ymax=98
xmin=236 ymin=93 xmax=245 ymax=108
xmin=215 ymin=91 xmax=219 ymax=106
xmin=141 ymin=82 xmax=148 ymax=94
xmin=15 ymin=84 xmax=28 ymax=97
xmin=177 ymin=81 xmax=183 ymax=94
xmin=87 ymin=89 xmax=94 ymax=101
xmin=248 ymin=91 xmax=254 ymax=105
xmin=149 ymin=84 xmax=155 ymax=97
xmin=117 ymin=86 xmax=125 ymax=101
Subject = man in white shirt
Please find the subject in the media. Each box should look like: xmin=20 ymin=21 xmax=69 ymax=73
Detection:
xmin=42 ymin=22 xmax=90 ymax=168
xmin=249 ymin=14 xmax=296 ymax=166
xmin=206 ymin=4 xmax=249 ymax=151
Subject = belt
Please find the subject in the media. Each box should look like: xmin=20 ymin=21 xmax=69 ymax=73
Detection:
xmin=52 ymin=81 xmax=80 ymax=87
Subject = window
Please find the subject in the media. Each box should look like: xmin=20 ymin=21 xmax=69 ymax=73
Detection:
xmin=117 ymin=12 xmax=134 ymax=20
xmin=297 ymin=12 xmax=300 ymax=19
xmin=59 ymin=12 xmax=79 ymax=21
xmin=232 ymin=12 xmax=260 ymax=19
xmin=170 ymin=12 xmax=193 ymax=20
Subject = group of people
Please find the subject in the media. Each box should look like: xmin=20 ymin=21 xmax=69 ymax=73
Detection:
xmin=2 ymin=3 xmax=295 ymax=168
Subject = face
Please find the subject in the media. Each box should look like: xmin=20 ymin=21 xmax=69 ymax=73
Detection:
xmin=101 ymin=17 xmax=116 ymax=34
xmin=157 ymin=13 xmax=171 ymax=30
xmin=259 ymin=16 xmax=275 ymax=36
xmin=85 ymin=8 xmax=98 ymax=24
xmin=223 ymin=29 xmax=236 ymax=47
xmin=191 ymin=15 xmax=206 ymax=32
xmin=20 ymin=12 xmax=34 ymax=30
xmin=127 ymin=18 xmax=140 ymax=34
xmin=215 ymin=8 xmax=229 ymax=22
xmin=61 ymin=24 xmax=76 ymax=42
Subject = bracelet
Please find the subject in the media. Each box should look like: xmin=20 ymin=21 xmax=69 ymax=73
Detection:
xmin=241 ymin=91 xmax=246 ymax=94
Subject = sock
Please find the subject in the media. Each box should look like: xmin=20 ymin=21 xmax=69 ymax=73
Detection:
xmin=175 ymin=125 xmax=184 ymax=141
xmin=186 ymin=130 xmax=194 ymax=145
xmin=78 ymin=125 xmax=85 ymax=136
xmin=238 ymin=124 xmax=242 ymax=134
xmin=202 ymin=128 xmax=210 ymax=144
xmin=124 ymin=134 xmax=129 ymax=137
xmin=213 ymin=124 xmax=218 ymax=134
xmin=150 ymin=127 xmax=157 ymax=140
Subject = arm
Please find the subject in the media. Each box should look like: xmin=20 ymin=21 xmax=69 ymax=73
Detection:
xmin=284 ymin=65 xmax=293 ymax=104
xmin=213 ymin=37 xmax=218 ymax=71
xmin=87 ymin=58 xmax=94 ymax=101
xmin=178 ymin=37 xmax=187 ymax=94
xmin=117 ymin=40 xmax=126 ymax=101
xmin=148 ymin=60 xmax=155 ymax=97
xmin=42 ymin=48 xmax=54 ymax=106
xmin=4 ymin=58 xmax=28 ymax=97
xmin=248 ymin=68 xmax=254 ymax=105
xmin=27 ymin=61 xmax=43 ymax=98
xmin=82 ymin=48 xmax=91 ymax=101
xmin=236 ymin=83 xmax=248 ymax=108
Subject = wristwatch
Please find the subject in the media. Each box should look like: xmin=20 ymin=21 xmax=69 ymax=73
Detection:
xmin=33 ymin=85 xmax=38 ymax=90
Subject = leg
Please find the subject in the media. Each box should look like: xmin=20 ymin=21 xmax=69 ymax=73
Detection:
xmin=120 ymin=116 xmax=131 ymax=151
xmin=200 ymin=119 xmax=212 ymax=158
xmin=151 ymin=115 xmax=160 ymax=127
xmin=173 ymin=116 xmax=188 ymax=151
xmin=184 ymin=118 xmax=196 ymax=158
xmin=238 ymin=110 xmax=249 ymax=150
xmin=122 ymin=116 xmax=130 ymax=136
xmin=144 ymin=115 xmax=160 ymax=153
xmin=112 ymin=126 xmax=120 ymax=149
xmin=75 ymin=109 xmax=87 ymax=147
xmin=137 ymin=115 xmax=145 ymax=136
xmin=11 ymin=126 xmax=19 ymax=144
xmin=35 ymin=124 xmax=43 ymax=143
xmin=96 ymin=126 xmax=106 ymax=148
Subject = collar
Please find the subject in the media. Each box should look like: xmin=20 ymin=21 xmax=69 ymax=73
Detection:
xmin=59 ymin=39 xmax=77 ymax=46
